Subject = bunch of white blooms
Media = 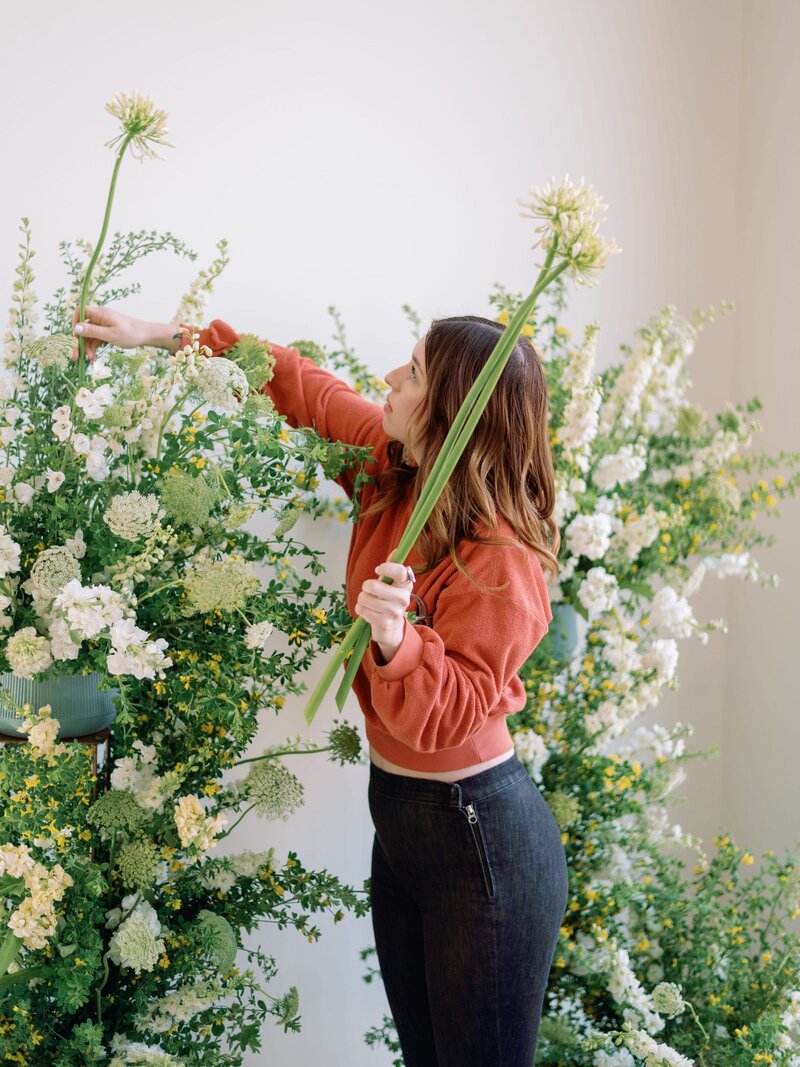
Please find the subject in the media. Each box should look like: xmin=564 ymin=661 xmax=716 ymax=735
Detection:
xmin=0 ymin=842 xmax=73 ymax=950
xmin=138 ymin=980 xmax=220 ymax=1034
xmin=107 ymin=617 xmax=172 ymax=680
xmin=593 ymin=935 xmax=665 ymax=1035
xmin=174 ymin=794 xmax=227 ymax=852
xmin=611 ymin=505 xmax=662 ymax=563
xmin=598 ymin=338 xmax=662 ymax=437
xmin=16 ymin=703 xmax=66 ymax=762
xmin=108 ymin=1034 xmax=183 ymax=1067
xmin=110 ymin=740 xmax=180 ymax=811
xmin=648 ymin=586 xmax=696 ymax=639
xmin=565 ymin=512 xmax=617 ymax=561
xmin=592 ymin=444 xmax=648 ymax=492
xmin=512 ymin=728 xmax=550 ymax=783
xmin=104 ymin=491 xmax=164 ymax=542
xmin=75 ymin=382 xmax=114 ymax=419
xmin=577 ymin=567 xmax=620 ymax=621
xmin=52 ymin=578 xmax=126 ymax=639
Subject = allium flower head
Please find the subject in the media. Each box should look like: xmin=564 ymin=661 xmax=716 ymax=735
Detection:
xmin=244 ymin=758 xmax=304 ymax=821
xmin=194 ymin=909 xmax=238 ymax=971
xmin=518 ymin=174 xmax=620 ymax=287
xmin=27 ymin=334 xmax=75 ymax=369
xmin=104 ymin=491 xmax=164 ymax=541
xmin=30 ymin=545 xmax=81 ymax=594
xmin=328 ymin=722 xmax=362 ymax=765
xmin=115 ymin=837 xmax=160 ymax=891
xmin=105 ymin=91 xmax=171 ymax=162
xmin=87 ymin=788 xmax=148 ymax=835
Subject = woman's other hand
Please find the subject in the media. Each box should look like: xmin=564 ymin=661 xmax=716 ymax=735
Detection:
xmin=355 ymin=557 xmax=416 ymax=655
xmin=71 ymin=305 xmax=179 ymax=362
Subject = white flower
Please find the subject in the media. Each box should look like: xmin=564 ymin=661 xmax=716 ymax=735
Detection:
xmin=6 ymin=626 xmax=53 ymax=678
xmin=649 ymin=586 xmax=696 ymax=639
xmin=107 ymin=617 xmax=172 ymax=680
xmin=71 ymin=432 xmax=92 ymax=455
xmin=48 ymin=617 xmax=82 ymax=661
xmin=592 ymin=444 xmax=648 ymax=491
xmin=75 ymin=383 xmax=114 ymax=419
xmin=45 ymin=468 xmax=66 ymax=492
xmin=105 ymin=90 xmax=172 ymax=162
xmin=13 ymin=482 xmax=35 ymax=505
xmin=518 ymin=175 xmax=621 ymax=287
xmin=244 ymin=620 xmax=275 ymax=656
xmin=0 ymin=527 xmax=22 ymax=577
xmin=513 ymin=728 xmax=550 ymax=783
xmin=565 ymin=512 xmax=615 ymax=561
xmin=174 ymin=795 xmax=227 ymax=852
xmin=577 ymin=566 xmax=620 ymax=620
xmin=65 ymin=528 xmax=86 ymax=559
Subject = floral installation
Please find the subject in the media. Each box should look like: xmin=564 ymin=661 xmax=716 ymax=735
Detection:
xmin=0 ymin=94 xmax=376 ymax=1064
xmin=363 ymin=271 xmax=800 ymax=1063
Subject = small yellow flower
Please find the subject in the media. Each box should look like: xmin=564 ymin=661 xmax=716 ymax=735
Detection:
xmin=741 ymin=852 xmax=754 ymax=865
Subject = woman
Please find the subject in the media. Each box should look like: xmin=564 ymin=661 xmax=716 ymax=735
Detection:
xmin=72 ymin=306 xmax=570 ymax=1066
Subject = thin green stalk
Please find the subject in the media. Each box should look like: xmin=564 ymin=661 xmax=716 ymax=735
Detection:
xmin=233 ymin=746 xmax=332 ymax=768
xmin=0 ymin=964 xmax=46 ymax=992
xmin=76 ymin=133 xmax=133 ymax=392
xmin=304 ymin=252 xmax=568 ymax=724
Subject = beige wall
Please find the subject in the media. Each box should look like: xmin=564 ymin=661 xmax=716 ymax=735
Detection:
xmin=1 ymin=1 xmax=796 ymax=1063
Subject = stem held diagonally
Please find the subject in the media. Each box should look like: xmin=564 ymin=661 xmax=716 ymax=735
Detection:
xmin=303 ymin=243 xmax=570 ymax=725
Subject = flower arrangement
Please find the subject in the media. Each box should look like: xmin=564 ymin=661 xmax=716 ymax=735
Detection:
xmin=362 ymin=275 xmax=800 ymax=1065
xmin=0 ymin=94 xmax=375 ymax=1064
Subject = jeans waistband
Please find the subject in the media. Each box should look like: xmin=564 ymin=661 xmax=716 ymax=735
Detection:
xmin=368 ymin=752 xmax=530 ymax=808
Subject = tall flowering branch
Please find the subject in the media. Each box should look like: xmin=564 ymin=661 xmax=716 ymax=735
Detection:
xmin=75 ymin=92 xmax=171 ymax=389
xmin=303 ymin=177 xmax=620 ymax=724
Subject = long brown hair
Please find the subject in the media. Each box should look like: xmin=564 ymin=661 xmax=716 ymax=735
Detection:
xmin=360 ymin=315 xmax=560 ymax=591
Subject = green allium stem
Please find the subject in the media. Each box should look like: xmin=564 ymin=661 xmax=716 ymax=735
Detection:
xmin=77 ymin=133 xmax=133 ymax=392
xmin=218 ymin=801 xmax=258 ymax=841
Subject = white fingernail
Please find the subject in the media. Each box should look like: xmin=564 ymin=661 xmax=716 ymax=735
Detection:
xmin=74 ymin=323 xmax=84 ymax=335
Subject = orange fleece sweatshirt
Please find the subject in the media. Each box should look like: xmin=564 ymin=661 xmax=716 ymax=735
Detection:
xmin=195 ymin=320 xmax=553 ymax=772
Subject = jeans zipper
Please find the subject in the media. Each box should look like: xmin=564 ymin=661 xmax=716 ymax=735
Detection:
xmin=463 ymin=803 xmax=496 ymax=901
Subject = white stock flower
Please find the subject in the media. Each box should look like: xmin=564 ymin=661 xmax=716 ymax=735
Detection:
xmin=577 ymin=567 xmax=620 ymax=620
xmin=107 ymin=617 xmax=172 ymax=681
xmin=592 ymin=444 xmax=648 ymax=491
xmin=52 ymin=579 xmax=125 ymax=639
xmin=513 ymin=728 xmax=550 ymax=783
xmin=565 ymin=512 xmax=615 ymax=561
xmin=648 ymin=586 xmax=696 ymax=639
xmin=174 ymin=794 xmax=227 ymax=851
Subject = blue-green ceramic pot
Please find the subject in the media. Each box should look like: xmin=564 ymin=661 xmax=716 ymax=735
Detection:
xmin=542 ymin=602 xmax=580 ymax=662
xmin=0 ymin=672 xmax=118 ymax=740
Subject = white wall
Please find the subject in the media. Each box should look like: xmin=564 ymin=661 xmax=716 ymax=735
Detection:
xmin=1 ymin=1 xmax=797 ymax=1063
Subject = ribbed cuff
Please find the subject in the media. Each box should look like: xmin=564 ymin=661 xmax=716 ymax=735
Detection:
xmin=370 ymin=619 xmax=425 ymax=681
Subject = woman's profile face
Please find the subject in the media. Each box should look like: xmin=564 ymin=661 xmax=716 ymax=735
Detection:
xmin=382 ymin=336 xmax=427 ymax=458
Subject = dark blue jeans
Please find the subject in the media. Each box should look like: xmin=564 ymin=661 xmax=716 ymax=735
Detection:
xmin=368 ymin=754 xmax=569 ymax=1067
